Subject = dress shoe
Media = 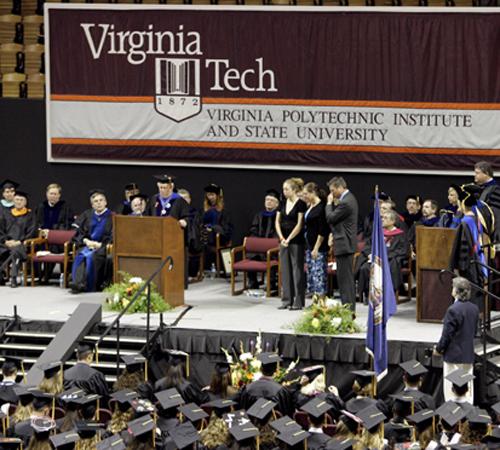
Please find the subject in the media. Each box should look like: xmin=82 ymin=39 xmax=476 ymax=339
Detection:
xmin=10 ymin=277 xmax=18 ymax=288
xmin=289 ymin=306 xmax=303 ymax=311
xmin=277 ymin=305 xmax=289 ymax=310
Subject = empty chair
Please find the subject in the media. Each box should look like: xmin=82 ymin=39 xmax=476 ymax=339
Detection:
xmin=0 ymin=42 xmax=23 ymax=73
xmin=27 ymin=72 xmax=44 ymax=98
xmin=22 ymin=15 xmax=42 ymax=45
xmin=0 ymin=14 xmax=21 ymax=44
xmin=23 ymin=43 xmax=43 ymax=74
xmin=1 ymin=71 xmax=25 ymax=97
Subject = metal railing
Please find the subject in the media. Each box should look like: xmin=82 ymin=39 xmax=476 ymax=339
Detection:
xmin=93 ymin=255 xmax=173 ymax=377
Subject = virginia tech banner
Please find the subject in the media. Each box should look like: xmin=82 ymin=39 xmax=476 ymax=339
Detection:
xmin=46 ymin=6 xmax=500 ymax=171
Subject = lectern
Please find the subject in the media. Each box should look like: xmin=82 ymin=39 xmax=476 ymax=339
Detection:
xmin=113 ymin=215 xmax=184 ymax=307
xmin=416 ymin=226 xmax=456 ymax=323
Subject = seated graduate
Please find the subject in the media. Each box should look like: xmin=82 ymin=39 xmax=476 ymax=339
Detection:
xmin=239 ymin=352 xmax=294 ymax=417
xmin=202 ymin=183 xmax=233 ymax=269
xmin=438 ymin=185 xmax=462 ymax=229
xmin=427 ymin=402 xmax=464 ymax=449
xmin=128 ymin=194 xmax=148 ymax=217
xmin=408 ymin=198 xmax=440 ymax=247
xmin=202 ymin=361 xmax=239 ymax=402
xmin=113 ymin=354 xmax=147 ymax=392
xmin=38 ymin=361 xmax=64 ymax=396
xmin=35 ymin=183 xmax=74 ymax=234
xmin=0 ymin=357 xmax=22 ymax=406
xmin=344 ymin=370 xmax=378 ymax=414
xmin=70 ymin=189 xmax=113 ymax=293
xmin=114 ymin=182 xmax=140 ymax=216
xmin=10 ymin=385 xmax=35 ymax=427
xmin=356 ymin=210 xmax=408 ymax=302
xmin=63 ymin=342 xmax=109 ymax=397
xmin=299 ymin=397 xmax=334 ymax=450
xmin=0 ymin=179 xmax=19 ymax=217
xmin=0 ymin=191 xmax=36 ymax=287
xmin=383 ymin=394 xmax=415 ymax=448
xmin=245 ymin=398 xmax=278 ymax=450
xmin=357 ymin=404 xmax=387 ymax=450
xmin=402 ymin=194 xmax=422 ymax=230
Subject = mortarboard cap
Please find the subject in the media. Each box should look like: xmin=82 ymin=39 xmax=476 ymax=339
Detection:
xmin=166 ymin=349 xmax=189 ymax=367
xmin=223 ymin=410 xmax=251 ymax=428
xmin=399 ymin=360 xmax=428 ymax=377
xmin=257 ymin=352 xmax=282 ymax=365
xmin=13 ymin=385 xmax=36 ymax=399
xmin=466 ymin=408 xmax=492 ymax=425
xmin=73 ymin=393 xmax=101 ymax=407
xmin=445 ymin=368 xmax=475 ymax=387
xmin=405 ymin=194 xmax=420 ymax=203
xmin=482 ymin=426 xmax=500 ymax=443
xmin=168 ymin=422 xmax=200 ymax=449
xmin=124 ymin=183 xmax=139 ymax=191
xmin=492 ymin=401 xmax=500 ymax=416
xmin=129 ymin=194 xmax=148 ymax=204
xmin=13 ymin=191 xmax=28 ymax=200
xmin=345 ymin=397 xmax=376 ymax=414
xmin=388 ymin=422 xmax=413 ymax=443
xmin=38 ymin=361 xmax=62 ymax=379
xmin=110 ymin=389 xmax=138 ymax=405
xmin=75 ymin=341 xmax=93 ymax=355
xmin=88 ymin=189 xmax=106 ymax=198
xmin=49 ymin=431 xmax=80 ymax=449
xmin=2 ymin=355 xmax=23 ymax=370
xmin=390 ymin=392 xmax=420 ymax=404
xmin=326 ymin=438 xmax=354 ymax=450
xmin=155 ymin=388 xmax=185 ymax=410
xmin=127 ymin=415 xmax=155 ymax=438
xmin=204 ymin=183 xmax=222 ymax=195
xmin=154 ymin=174 xmax=175 ymax=184
xmin=351 ymin=370 xmax=375 ymax=387
xmin=177 ymin=403 xmax=208 ymax=422
xmin=214 ymin=361 xmax=231 ymax=375
xmin=59 ymin=388 xmax=86 ymax=406
xmin=75 ymin=421 xmax=105 ymax=439
xmin=407 ymin=409 xmax=435 ymax=427
xmin=449 ymin=445 xmax=478 ymax=450
xmin=269 ymin=416 xmax=303 ymax=434
xmin=204 ymin=398 xmax=236 ymax=411
xmin=130 ymin=398 xmax=156 ymax=414
xmin=30 ymin=416 xmax=56 ymax=433
xmin=276 ymin=429 xmax=310 ymax=447
xmin=31 ymin=390 xmax=54 ymax=410
xmin=356 ymin=405 xmax=386 ymax=430
xmin=0 ymin=437 xmax=23 ymax=449
xmin=247 ymin=398 xmax=277 ymax=420
xmin=301 ymin=365 xmax=325 ymax=381
xmin=121 ymin=354 xmax=146 ymax=373
xmin=265 ymin=189 xmax=280 ymax=201
xmin=0 ymin=179 xmax=19 ymax=191
xmin=229 ymin=423 xmax=260 ymax=442
xmin=300 ymin=397 xmax=332 ymax=418
xmin=96 ymin=434 xmax=126 ymax=450
xmin=372 ymin=191 xmax=390 ymax=201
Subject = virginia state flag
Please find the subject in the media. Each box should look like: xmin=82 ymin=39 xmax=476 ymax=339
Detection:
xmin=366 ymin=190 xmax=397 ymax=380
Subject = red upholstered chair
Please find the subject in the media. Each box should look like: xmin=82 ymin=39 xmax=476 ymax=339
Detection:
xmin=230 ymin=237 xmax=280 ymax=297
xmin=323 ymin=424 xmax=337 ymax=436
xmin=25 ymin=229 xmax=76 ymax=287
xmin=294 ymin=410 xmax=310 ymax=429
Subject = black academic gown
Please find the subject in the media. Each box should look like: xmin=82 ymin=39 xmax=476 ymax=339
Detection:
xmin=377 ymin=388 xmax=435 ymax=418
xmin=63 ymin=362 xmax=109 ymax=397
xmin=0 ymin=380 xmax=18 ymax=405
xmin=307 ymin=432 xmax=331 ymax=450
xmin=154 ymin=378 xmax=209 ymax=406
xmin=239 ymin=376 xmax=295 ymax=417
xmin=35 ymin=200 xmax=74 ymax=231
xmin=114 ymin=200 xmax=133 ymax=216
xmin=12 ymin=419 xmax=33 ymax=447
xmin=71 ymin=208 xmax=113 ymax=292
xmin=249 ymin=211 xmax=278 ymax=239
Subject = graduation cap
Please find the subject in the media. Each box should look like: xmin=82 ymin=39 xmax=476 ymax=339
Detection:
xmin=121 ymin=354 xmax=147 ymax=374
xmin=390 ymin=393 xmax=418 ymax=416
xmin=351 ymin=369 xmax=375 ymax=388
xmin=154 ymin=174 xmax=175 ymax=184
xmin=222 ymin=410 xmax=251 ymax=429
xmin=356 ymin=405 xmax=386 ymax=430
xmin=73 ymin=393 xmax=101 ymax=410
xmin=38 ymin=361 xmax=62 ymax=379
xmin=405 ymin=194 xmax=420 ymax=203
xmin=13 ymin=191 xmax=28 ymax=200
xmin=257 ymin=352 xmax=282 ymax=365
xmin=96 ymin=434 xmax=127 ymax=450
xmin=269 ymin=416 xmax=303 ymax=434
xmin=301 ymin=365 xmax=325 ymax=382
xmin=214 ymin=361 xmax=231 ymax=375
xmin=276 ymin=428 xmax=310 ymax=447
xmin=110 ymin=389 xmax=138 ymax=405
xmin=204 ymin=398 xmax=236 ymax=413
xmin=229 ymin=423 xmax=260 ymax=442
xmin=492 ymin=401 xmax=500 ymax=416
xmin=178 ymin=403 xmax=208 ymax=422
xmin=129 ymin=194 xmax=149 ymax=204
xmin=451 ymin=184 xmax=478 ymax=208
xmin=0 ymin=179 xmax=19 ymax=191
xmin=168 ymin=421 xmax=200 ymax=449
xmin=388 ymin=422 xmax=414 ymax=443
xmin=466 ymin=408 xmax=492 ymax=425
xmin=30 ymin=415 xmax=56 ymax=433
xmin=482 ymin=426 xmax=500 ymax=444
xmin=130 ymin=398 xmax=156 ymax=414
xmin=165 ymin=349 xmax=190 ymax=377
xmin=265 ymin=189 xmax=280 ymax=201
xmin=155 ymin=388 xmax=185 ymax=410
xmin=75 ymin=421 xmax=105 ymax=439
xmin=326 ymin=438 xmax=354 ymax=450
xmin=445 ymin=368 xmax=475 ymax=387
xmin=31 ymin=390 xmax=55 ymax=411
xmin=59 ymin=388 xmax=86 ymax=407
xmin=13 ymin=385 xmax=36 ymax=402
xmin=399 ymin=360 xmax=428 ymax=378
xmin=407 ymin=409 xmax=436 ymax=433
xmin=300 ymin=397 xmax=332 ymax=419
xmin=247 ymin=398 xmax=277 ymax=420
xmin=49 ymin=431 xmax=80 ymax=449
xmin=127 ymin=415 xmax=156 ymax=437
xmin=0 ymin=437 xmax=23 ymax=449
xmin=345 ymin=397 xmax=376 ymax=414
xmin=75 ymin=341 xmax=94 ymax=358
xmin=88 ymin=188 xmax=106 ymax=198
xmin=124 ymin=183 xmax=139 ymax=191
xmin=449 ymin=445 xmax=478 ymax=450
xmin=2 ymin=356 xmax=26 ymax=382
xmin=204 ymin=183 xmax=222 ymax=195
xmin=371 ymin=191 xmax=390 ymax=201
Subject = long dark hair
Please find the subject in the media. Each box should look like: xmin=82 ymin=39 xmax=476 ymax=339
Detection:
xmin=304 ymin=182 xmax=327 ymax=203
xmin=163 ymin=365 xmax=185 ymax=389
xmin=209 ymin=371 xmax=231 ymax=399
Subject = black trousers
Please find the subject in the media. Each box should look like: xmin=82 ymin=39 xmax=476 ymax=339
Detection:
xmin=280 ymin=243 xmax=305 ymax=308
xmin=336 ymin=253 xmax=356 ymax=312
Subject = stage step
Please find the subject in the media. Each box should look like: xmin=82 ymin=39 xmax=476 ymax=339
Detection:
xmin=0 ymin=357 xmax=125 ymax=370
xmin=475 ymin=342 xmax=500 ymax=357
xmin=0 ymin=343 xmax=137 ymax=357
xmin=5 ymin=331 xmax=147 ymax=345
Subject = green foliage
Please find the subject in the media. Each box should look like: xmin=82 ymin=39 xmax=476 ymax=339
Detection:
xmin=103 ymin=271 xmax=171 ymax=314
xmin=293 ymin=297 xmax=361 ymax=335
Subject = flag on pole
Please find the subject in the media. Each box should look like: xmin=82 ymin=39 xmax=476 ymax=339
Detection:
xmin=366 ymin=188 xmax=397 ymax=380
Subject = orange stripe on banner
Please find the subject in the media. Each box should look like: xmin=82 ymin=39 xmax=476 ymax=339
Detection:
xmin=51 ymin=138 xmax=500 ymax=156
xmin=49 ymin=94 xmax=500 ymax=110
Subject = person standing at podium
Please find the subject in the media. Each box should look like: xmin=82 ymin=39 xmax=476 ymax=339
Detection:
xmin=149 ymin=175 xmax=189 ymax=287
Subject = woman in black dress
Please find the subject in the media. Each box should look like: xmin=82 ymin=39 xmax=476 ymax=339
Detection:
xmin=275 ymin=178 xmax=307 ymax=310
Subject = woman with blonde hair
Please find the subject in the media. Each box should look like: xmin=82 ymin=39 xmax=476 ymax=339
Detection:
xmin=38 ymin=362 xmax=63 ymax=395
xmin=276 ymin=177 xmax=307 ymax=310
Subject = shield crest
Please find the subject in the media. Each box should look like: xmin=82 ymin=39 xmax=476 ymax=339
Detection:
xmin=154 ymin=58 xmax=202 ymax=122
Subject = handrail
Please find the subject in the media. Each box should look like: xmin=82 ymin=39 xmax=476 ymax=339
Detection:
xmin=93 ymin=255 xmax=174 ymax=375
xmin=470 ymin=259 xmax=500 ymax=278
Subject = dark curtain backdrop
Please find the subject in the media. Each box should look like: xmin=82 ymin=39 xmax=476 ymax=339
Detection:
xmin=1 ymin=99 xmax=476 ymax=245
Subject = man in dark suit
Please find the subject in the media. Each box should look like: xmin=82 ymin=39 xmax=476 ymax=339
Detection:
xmin=434 ymin=276 xmax=479 ymax=403
xmin=474 ymin=160 xmax=500 ymax=242
xmin=325 ymin=176 xmax=359 ymax=312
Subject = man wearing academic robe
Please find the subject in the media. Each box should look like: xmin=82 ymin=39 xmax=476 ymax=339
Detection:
xmin=114 ymin=182 xmax=140 ymax=216
xmin=407 ymin=199 xmax=440 ymax=248
xmin=64 ymin=342 xmax=109 ymax=397
xmin=70 ymin=189 xmax=113 ymax=293
xmin=0 ymin=179 xmax=19 ymax=219
xmin=239 ymin=353 xmax=295 ymax=417
xmin=474 ymin=161 xmax=500 ymax=242
xmin=0 ymin=191 xmax=36 ymax=286
xmin=35 ymin=183 xmax=74 ymax=232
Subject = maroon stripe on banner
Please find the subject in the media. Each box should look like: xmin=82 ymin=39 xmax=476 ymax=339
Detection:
xmin=50 ymin=144 xmax=496 ymax=171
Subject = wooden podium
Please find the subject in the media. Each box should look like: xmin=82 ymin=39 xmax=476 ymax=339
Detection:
xmin=416 ymin=226 xmax=456 ymax=323
xmin=113 ymin=216 xmax=184 ymax=307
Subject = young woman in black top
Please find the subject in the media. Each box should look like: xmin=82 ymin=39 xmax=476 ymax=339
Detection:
xmin=303 ymin=182 xmax=329 ymax=297
xmin=275 ymin=177 xmax=307 ymax=310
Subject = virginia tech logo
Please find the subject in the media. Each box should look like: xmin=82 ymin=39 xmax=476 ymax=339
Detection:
xmin=154 ymin=58 xmax=202 ymax=122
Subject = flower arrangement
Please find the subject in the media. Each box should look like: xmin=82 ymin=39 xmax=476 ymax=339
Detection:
xmin=221 ymin=332 xmax=298 ymax=387
xmin=103 ymin=272 xmax=171 ymax=314
xmin=293 ymin=294 xmax=361 ymax=335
